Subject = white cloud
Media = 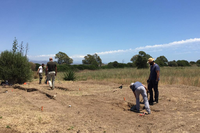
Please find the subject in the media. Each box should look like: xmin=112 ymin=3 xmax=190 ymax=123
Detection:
xmin=28 ymin=54 xmax=55 ymax=58
xmin=70 ymin=55 xmax=85 ymax=59
xmin=28 ymin=38 xmax=200 ymax=60
xmin=135 ymin=38 xmax=200 ymax=50
xmin=96 ymin=49 xmax=131 ymax=55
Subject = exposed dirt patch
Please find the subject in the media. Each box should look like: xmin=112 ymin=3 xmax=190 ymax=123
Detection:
xmin=0 ymin=81 xmax=199 ymax=133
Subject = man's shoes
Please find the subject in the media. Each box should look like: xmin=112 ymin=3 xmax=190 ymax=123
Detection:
xmin=130 ymin=106 xmax=140 ymax=113
xmin=149 ymin=102 xmax=154 ymax=105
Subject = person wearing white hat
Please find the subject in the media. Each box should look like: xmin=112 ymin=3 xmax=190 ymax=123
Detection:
xmin=130 ymin=82 xmax=151 ymax=114
xmin=147 ymin=58 xmax=160 ymax=105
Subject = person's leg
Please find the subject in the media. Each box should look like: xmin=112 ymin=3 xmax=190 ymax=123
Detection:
xmin=148 ymin=80 xmax=154 ymax=104
xmin=39 ymin=73 xmax=42 ymax=84
xmin=51 ymin=73 xmax=55 ymax=90
xmin=135 ymin=89 xmax=140 ymax=112
xmin=139 ymin=86 xmax=151 ymax=114
xmin=153 ymin=81 xmax=159 ymax=103
xmin=48 ymin=73 xmax=52 ymax=88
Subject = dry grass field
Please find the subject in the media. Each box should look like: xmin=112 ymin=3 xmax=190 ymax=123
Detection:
xmin=0 ymin=77 xmax=199 ymax=133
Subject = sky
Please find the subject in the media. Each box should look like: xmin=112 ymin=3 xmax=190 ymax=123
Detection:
xmin=0 ymin=0 xmax=200 ymax=64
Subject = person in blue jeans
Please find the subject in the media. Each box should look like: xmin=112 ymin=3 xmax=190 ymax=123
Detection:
xmin=130 ymin=82 xmax=151 ymax=114
xmin=147 ymin=58 xmax=160 ymax=105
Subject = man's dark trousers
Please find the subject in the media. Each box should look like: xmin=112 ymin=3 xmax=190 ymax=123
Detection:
xmin=148 ymin=80 xmax=159 ymax=104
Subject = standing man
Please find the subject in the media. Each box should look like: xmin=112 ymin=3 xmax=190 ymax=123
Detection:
xmin=147 ymin=58 xmax=160 ymax=105
xmin=46 ymin=57 xmax=57 ymax=90
xmin=130 ymin=82 xmax=151 ymax=114
xmin=37 ymin=64 xmax=44 ymax=84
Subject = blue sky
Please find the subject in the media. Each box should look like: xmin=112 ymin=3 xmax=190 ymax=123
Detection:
xmin=0 ymin=0 xmax=200 ymax=64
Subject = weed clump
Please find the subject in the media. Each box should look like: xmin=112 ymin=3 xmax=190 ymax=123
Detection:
xmin=63 ymin=70 xmax=76 ymax=81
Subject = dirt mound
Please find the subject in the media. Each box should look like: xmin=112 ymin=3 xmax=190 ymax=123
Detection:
xmin=0 ymin=81 xmax=199 ymax=133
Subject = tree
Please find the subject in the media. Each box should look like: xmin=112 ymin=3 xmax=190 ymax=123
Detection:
xmin=82 ymin=53 xmax=102 ymax=67
xmin=55 ymin=51 xmax=73 ymax=65
xmin=177 ymin=60 xmax=190 ymax=66
xmin=12 ymin=37 xmax=18 ymax=53
xmin=168 ymin=60 xmax=178 ymax=67
xmin=0 ymin=38 xmax=32 ymax=84
xmin=196 ymin=60 xmax=200 ymax=67
xmin=131 ymin=51 xmax=152 ymax=69
xmin=29 ymin=62 xmax=36 ymax=71
xmin=155 ymin=56 xmax=168 ymax=66
xmin=130 ymin=55 xmax=138 ymax=67
xmin=189 ymin=61 xmax=196 ymax=65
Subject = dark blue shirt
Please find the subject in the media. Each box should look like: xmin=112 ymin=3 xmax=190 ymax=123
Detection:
xmin=131 ymin=81 xmax=143 ymax=92
xmin=150 ymin=63 xmax=160 ymax=81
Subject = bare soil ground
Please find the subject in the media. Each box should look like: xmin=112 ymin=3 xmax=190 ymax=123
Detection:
xmin=0 ymin=80 xmax=199 ymax=133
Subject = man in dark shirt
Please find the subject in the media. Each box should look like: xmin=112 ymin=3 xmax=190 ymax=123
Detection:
xmin=147 ymin=58 xmax=160 ymax=105
xmin=46 ymin=57 xmax=57 ymax=90
xmin=130 ymin=81 xmax=151 ymax=114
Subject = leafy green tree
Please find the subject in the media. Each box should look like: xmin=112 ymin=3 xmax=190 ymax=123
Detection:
xmin=82 ymin=53 xmax=102 ymax=67
xmin=35 ymin=63 xmax=41 ymax=71
xmin=155 ymin=56 xmax=168 ymax=66
xmin=130 ymin=55 xmax=138 ymax=63
xmin=55 ymin=51 xmax=73 ymax=65
xmin=196 ymin=60 xmax=200 ymax=67
xmin=130 ymin=55 xmax=138 ymax=67
xmin=189 ymin=61 xmax=196 ymax=65
xmin=29 ymin=62 xmax=36 ymax=71
xmin=168 ymin=60 xmax=178 ymax=67
xmin=0 ymin=38 xmax=32 ymax=84
xmin=12 ymin=37 xmax=18 ymax=53
xmin=177 ymin=60 xmax=190 ymax=66
xmin=131 ymin=51 xmax=152 ymax=69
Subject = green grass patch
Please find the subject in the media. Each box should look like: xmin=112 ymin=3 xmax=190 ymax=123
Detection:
xmin=56 ymin=67 xmax=200 ymax=87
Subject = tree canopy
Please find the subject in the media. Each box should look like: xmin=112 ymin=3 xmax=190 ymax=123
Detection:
xmin=0 ymin=38 xmax=32 ymax=84
xmin=131 ymin=51 xmax=152 ymax=69
xmin=155 ymin=56 xmax=168 ymax=66
xmin=55 ymin=51 xmax=73 ymax=65
xmin=82 ymin=53 xmax=102 ymax=67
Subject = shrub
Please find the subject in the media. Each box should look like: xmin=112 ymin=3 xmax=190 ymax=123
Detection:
xmin=0 ymin=50 xmax=32 ymax=84
xmin=57 ymin=64 xmax=70 ymax=72
xmin=196 ymin=59 xmax=200 ymax=67
xmin=35 ymin=63 xmax=40 ymax=71
xmin=63 ymin=70 xmax=76 ymax=81
xmin=29 ymin=62 xmax=36 ymax=71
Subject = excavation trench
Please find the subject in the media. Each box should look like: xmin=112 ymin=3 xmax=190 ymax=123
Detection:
xmin=13 ymin=85 xmax=56 ymax=99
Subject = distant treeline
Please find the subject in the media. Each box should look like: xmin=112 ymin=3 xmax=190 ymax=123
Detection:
xmin=31 ymin=51 xmax=200 ymax=72
xmin=32 ymin=59 xmax=200 ymax=72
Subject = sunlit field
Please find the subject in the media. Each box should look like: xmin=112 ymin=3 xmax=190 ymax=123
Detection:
xmin=56 ymin=67 xmax=200 ymax=87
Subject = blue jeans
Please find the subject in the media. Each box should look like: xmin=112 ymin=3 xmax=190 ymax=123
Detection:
xmin=135 ymin=86 xmax=151 ymax=114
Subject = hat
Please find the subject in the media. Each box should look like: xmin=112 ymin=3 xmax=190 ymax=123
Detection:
xmin=130 ymin=83 xmax=134 ymax=86
xmin=147 ymin=58 xmax=155 ymax=63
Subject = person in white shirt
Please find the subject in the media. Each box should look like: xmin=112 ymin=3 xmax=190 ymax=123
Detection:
xmin=37 ymin=64 xmax=44 ymax=84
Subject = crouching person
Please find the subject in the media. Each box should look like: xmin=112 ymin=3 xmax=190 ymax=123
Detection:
xmin=130 ymin=81 xmax=151 ymax=114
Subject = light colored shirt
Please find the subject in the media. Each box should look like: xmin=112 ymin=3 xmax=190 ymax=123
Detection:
xmin=38 ymin=66 xmax=43 ymax=73
xmin=131 ymin=81 xmax=143 ymax=92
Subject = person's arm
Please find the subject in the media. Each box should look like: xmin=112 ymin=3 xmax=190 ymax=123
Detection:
xmin=46 ymin=66 xmax=48 ymax=76
xmin=142 ymin=84 xmax=148 ymax=92
xmin=156 ymin=70 xmax=160 ymax=81
xmin=142 ymin=84 xmax=147 ymax=89
xmin=132 ymin=91 xmax=136 ymax=98
xmin=55 ymin=66 xmax=57 ymax=76
xmin=37 ymin=67 xmax=39 ymax=74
